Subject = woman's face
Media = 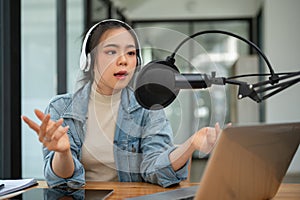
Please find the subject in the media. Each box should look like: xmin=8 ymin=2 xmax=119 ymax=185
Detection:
xmin=93 ymin=27 xmax=137 ymax=95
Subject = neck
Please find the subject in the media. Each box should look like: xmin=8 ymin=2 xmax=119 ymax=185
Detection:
xmin=92 ymin=81 xmax=121 ymax=96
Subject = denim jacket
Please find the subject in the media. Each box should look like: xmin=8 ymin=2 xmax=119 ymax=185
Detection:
xmin=42 ymin=82 xmax=188 ymax=188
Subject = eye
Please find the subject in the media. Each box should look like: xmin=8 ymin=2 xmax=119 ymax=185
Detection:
xmin=127 ymin=51 xmax=136 ymax=56
xmin=105 ymin=50 xmax=116 ymax=55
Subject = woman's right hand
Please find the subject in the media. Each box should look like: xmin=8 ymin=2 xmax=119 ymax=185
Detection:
xmin=22 ymin=109 xmax=70 ymax=153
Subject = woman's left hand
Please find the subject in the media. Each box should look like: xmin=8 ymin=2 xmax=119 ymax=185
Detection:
xmin=191 ymin=122 xmax=222 ymax=154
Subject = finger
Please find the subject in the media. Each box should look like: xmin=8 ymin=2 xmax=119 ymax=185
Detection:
xmin=38 ymin=114 xmax=51 ymax=142
xmin=215 ymin=122 xmax=220 ymax=133
xmin=206 ymin=127 xmax=216 ymax=143
xmin=226 ymin=122 xmax=232 ymax=128
xmin=52 ymin=126 xmax=69 ymax=142
xmin=205 ymin=128 xmax=217 ymax=153
xmin=214 ymin=122 xmax=221 ymax=138
xmin=21 ymin=115 xmax=40 ymax=134
xmin=34 ymin=109 xmax=46 ymax=121
xmin=46 ymin=118 xmax=64 ymax=140
xmin=35 ymin=109 xmax=57 ymax=129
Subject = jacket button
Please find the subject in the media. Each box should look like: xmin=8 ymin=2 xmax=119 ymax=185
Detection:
xmin=132 ymin=145 xmax=136 ymax=152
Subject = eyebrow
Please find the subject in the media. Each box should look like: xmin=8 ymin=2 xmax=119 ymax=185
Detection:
xmin=103 ymin=43 xmax=136 ymax=49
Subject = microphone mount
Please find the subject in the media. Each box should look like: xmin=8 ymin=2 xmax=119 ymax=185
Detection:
xmin=174 ymin=72 xmax=226 ymax=89
xmin=226 ymin=70 xmax=300 ymax=103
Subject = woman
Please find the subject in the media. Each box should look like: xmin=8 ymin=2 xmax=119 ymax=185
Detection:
xmin=22 ymin=19 xmax=221 ymax=188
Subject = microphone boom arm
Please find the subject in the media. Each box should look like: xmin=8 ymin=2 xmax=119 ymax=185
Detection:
xmin=170 ymin=30 xmax=280 ymax=85
xmin=175 ymin=70 xmax=300 ymax=103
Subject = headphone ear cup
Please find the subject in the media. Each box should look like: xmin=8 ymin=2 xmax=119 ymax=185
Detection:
xmin=85 ymin=53 xmax=91 ymax=72
xmin=79 ymin=50 xmax=87 ymax=71
xmin=79 ymin=52 xmax=91 ymax=72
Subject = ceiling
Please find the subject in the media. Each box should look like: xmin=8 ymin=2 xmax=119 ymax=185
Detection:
xmin=109 ymin=0 xmax=263 ymax=21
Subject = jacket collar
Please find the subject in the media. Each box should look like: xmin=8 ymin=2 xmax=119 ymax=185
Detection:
xmin=62 ymin=82 xmax=91 ymax=122
xmin=120 ymin=86 xmax=142 ymax=113
xmin=62 ymin=81 xmax=142 ymax=122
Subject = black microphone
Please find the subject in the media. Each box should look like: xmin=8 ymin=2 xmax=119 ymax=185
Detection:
xmin=134 ymin=57 xmax=225 ymax=110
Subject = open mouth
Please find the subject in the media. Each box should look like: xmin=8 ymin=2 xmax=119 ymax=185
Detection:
xmin=113 ymin=70 xmax=128 ymax=77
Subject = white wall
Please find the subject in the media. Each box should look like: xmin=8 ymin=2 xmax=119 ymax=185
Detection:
xmin=263 ymin=0 xmax=300 ymax=174
xmin=264 ymin=0 xmax=300 ymax=122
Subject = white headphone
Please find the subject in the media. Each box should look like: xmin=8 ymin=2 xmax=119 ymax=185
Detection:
xmin=79 ymin=19 xmax=142 ymax=72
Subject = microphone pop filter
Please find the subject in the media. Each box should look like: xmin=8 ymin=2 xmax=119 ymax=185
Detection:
xmin=134 ymin=60 xmax=180 ymax=110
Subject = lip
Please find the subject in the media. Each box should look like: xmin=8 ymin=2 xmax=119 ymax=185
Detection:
xmin=113 ymin=70 xmax=128 ymax=79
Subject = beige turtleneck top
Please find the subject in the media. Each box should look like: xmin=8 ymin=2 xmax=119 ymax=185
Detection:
xmin=81 ymin=85 xmax=121 ymax=181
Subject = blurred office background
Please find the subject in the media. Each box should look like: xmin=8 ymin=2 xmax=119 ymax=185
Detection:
xmin=1 ymin=0 xmax=299 ymax=182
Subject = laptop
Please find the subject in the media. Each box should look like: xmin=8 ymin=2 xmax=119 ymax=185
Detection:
xmin=127 ymin=122 xmax=300 ymax=200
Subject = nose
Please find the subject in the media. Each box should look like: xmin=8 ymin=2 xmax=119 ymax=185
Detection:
xmin=117 ymin=54 xmax=127 ymax=66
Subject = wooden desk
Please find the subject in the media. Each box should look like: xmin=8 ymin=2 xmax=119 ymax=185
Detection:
xmin=35 ymin=181 xmax=300 ymax=200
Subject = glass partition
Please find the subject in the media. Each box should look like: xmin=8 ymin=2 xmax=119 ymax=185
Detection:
xmin=134 ymin=20 xmax=251 ymax=157
xmin=21 ymin=0 xmax=84 ymax=179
